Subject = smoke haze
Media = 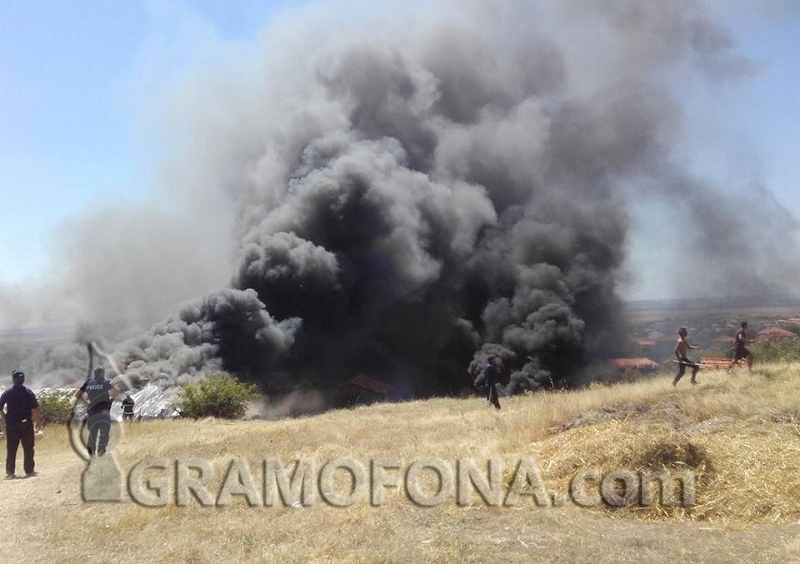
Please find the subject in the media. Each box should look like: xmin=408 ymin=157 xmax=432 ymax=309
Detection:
xmin=2 ymin=0 xmax=799 ymax=397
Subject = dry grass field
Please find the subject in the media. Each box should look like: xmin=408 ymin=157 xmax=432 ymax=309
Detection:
xmin=3 ymin=363 xmax=800 ymax=563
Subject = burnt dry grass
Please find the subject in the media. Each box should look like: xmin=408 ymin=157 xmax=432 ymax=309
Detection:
xmin=631 ymin=440 xmax=713 ymax=471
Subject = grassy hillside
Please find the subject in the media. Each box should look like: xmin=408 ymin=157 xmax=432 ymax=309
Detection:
xmin=3 ymin=364 xmax=800 ymax=563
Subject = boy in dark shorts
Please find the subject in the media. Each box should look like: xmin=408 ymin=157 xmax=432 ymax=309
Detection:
xmin=728 ymin=321 xmax=754 ymax=372
xmin=673 ymin=327 xmax=701 ymax=386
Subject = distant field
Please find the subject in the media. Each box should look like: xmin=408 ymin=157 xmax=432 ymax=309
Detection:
xmin=2 ymin=362 xmax=799 ymax=563
xmin=624 ymin=304 xmax=800 ymax=325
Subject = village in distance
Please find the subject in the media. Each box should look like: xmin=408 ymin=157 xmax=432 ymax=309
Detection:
xmin=613 ymin=294 xmax=800 ymax=377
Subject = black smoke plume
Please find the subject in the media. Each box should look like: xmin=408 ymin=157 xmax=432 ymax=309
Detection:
xmin=5 ymin=1 xmax=800 ymax=400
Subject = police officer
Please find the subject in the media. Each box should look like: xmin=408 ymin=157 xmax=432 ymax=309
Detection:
xmin=73 ymin=367 xmax=120 ymax=456
xmin=0 ymin=370 xmax=41 ymax=478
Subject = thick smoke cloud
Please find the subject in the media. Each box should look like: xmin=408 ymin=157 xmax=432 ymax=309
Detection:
xmin=112 ymin=288 xmax=298 ymax=386
xmin=4 ymin=0 xmax=800 ymax=398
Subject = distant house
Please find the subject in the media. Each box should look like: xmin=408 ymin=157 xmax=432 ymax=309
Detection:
xmin=609 ymin=358 xmax=660 ymax=372
xmin=337 ymin=374 xmax=393 ymax=407
xmin=757 ymin=327 xmax=798 ymax=341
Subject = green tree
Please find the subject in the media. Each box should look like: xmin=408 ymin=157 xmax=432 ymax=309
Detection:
xmin=179 ymin=372 xmax=259 ymax=420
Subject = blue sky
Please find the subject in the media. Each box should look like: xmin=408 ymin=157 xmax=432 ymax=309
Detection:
xmin=1 ymin=0 xmax=798 ymax=300
xmin=0 ymin=0 xmax=290 ymax=283
xmin=623 ymin=2 xmax=800 ymax=299
xmin=698 ymin=3 xmax=799 ymax=211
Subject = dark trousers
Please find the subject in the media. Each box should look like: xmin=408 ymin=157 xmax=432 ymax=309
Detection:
xmin=87 ymin=411 xmax=111 ymax=456
xmin=486 ymin=381 xmax=501 ymax=410
xmin=5 ymin=420 xmax=35 ymax=475
xmin=674 ymin=358 xmax=699 ymax=385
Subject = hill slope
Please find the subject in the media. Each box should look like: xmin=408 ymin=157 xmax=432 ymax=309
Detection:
xmin=3 ymin=364 xmax=800 ymax=563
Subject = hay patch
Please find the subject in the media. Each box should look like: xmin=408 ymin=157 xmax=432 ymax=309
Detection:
xmin=533 ymin=416 xmax=800 ymax=524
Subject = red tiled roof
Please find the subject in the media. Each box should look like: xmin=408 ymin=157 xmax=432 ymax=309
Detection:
xmin=609 ymin=358 xmax=659 ymax=370
xmin=346 ymin=374 xmax=393 ymax=395
xmin=757 ymin=327 xmax=798 ymax=340
xmin=700 ymin=357 xmax=737 ymax=369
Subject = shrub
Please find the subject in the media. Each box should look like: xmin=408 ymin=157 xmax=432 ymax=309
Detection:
xmin=36 ymin=389 xmax=74 ymax=427
xmin=752 ymin=337 xmax=800 ymax=363
xmin=179 ymin=372 xmax=259 ymax=420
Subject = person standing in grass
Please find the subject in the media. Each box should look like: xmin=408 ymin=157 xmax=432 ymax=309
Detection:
xmin=0 ymin=370 xmax=41 ymax=479
xmin=728 ymin=321 xmax=754 ymax=372
xmin=483 ymin=355 xmax=503 ymax=410
xmin=673 ymin=328 xmax=701 ymax=386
